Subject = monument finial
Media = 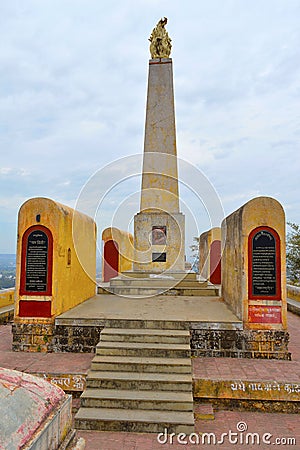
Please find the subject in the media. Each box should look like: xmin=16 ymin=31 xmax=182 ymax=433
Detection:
xmin=149 ymin=17 xmax=172 ymax=59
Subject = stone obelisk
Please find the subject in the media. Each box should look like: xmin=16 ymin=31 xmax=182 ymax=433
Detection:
xmin=133 ymin=18 xmax=185 ymax=272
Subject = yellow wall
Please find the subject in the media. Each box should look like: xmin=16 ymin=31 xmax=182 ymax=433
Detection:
xmin=221 ymin=196 xmax=287 ymax=330
xmin=199 ymin=227 xmax=221 ymax=280
xmin=102 ymin=227 xmax=133 ymax=277
xmin=15 ymin=197 xmax=97 ymax=322
xmin=0 ymin=288 xmax=15 ymax=308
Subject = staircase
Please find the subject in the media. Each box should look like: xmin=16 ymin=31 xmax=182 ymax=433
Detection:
xmin=98 ymin=272 xmax=219 ymax=297
xmin=75 ymin=325 xmax=195 ymax=433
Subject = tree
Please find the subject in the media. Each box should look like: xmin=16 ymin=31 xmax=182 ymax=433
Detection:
xmin=189 ymin=237 xmax=199 ymax=273
xmin=286 ymin=222 xmax=300 ymax=285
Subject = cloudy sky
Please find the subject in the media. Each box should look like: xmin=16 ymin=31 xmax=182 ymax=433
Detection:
xmin=1 ymin=0 xmax=299 ymax=256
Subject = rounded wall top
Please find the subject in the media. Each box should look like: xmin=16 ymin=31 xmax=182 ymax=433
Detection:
xmin=0 ymin=367 xmax=65 ymax=449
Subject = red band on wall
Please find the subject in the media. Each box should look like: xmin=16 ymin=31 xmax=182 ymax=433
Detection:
xmin=19 ymin=300 xmax=52 ymax=318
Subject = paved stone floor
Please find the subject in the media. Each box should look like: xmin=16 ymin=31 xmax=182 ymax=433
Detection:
xmin=0 ymin=312 xmax=299 ymax=449
xmin=77 ymin=411 xmax=300 ymax=449
xmin=56 ymin=295 xmax=241 ymax=325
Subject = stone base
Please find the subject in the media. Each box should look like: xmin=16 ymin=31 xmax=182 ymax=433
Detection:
xmin=12 ymin=323 xmax=55 ymax=352
xmin=52 ymin=324 xmax=104 ymax=353
xmin=191 ymin=329 xmax=291 ymax=360
xmin=12 ymin=322 xmax=103 ymax=353
xmin=12 ymin=320 xmax=290 ymax=359
xmin=133 ymin=211 xmax=185 ymax=272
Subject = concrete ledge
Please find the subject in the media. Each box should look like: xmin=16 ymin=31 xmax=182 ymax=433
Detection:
xmin=194 ymin=378 xmax=300 ymax=403
xmin=287 ymin=284 xmax=300 ymax=302
xmin=287 ymin=298 xmax=300 ymax=316
xmin=0 ymin=305 xmax=14 ymax=324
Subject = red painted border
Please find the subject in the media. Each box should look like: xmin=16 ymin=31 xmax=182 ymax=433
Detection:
xmin=248 ymin=226 xmax=281 ymax=300
xmin=19 ymin=300 xmax=52 ymax=318
xmin=20 ymin=225 xmax=53 ymax=296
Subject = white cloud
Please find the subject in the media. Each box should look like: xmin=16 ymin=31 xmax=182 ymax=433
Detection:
xmin=0 ymin=0 xmax=300 ymax=252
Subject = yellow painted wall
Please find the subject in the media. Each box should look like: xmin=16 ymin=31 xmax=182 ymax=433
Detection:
xmin=199 ymin=227 xmax=221 ymax=280
xmin=15 ymin=197 xmax=97 ymax=322
xmin=102 ymin=227 xmax=133 ymax=277
xmin=0 ymin=288 xmax=15 ymax=308
xmin=221 ymin=196 xmax=287 ymax=330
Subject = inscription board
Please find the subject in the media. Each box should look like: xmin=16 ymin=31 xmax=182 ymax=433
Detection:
xmin=248 ymin=305 xmax=282 ymax=324
xmin=35 ymin=373 xmax=86 ymax=391
xmin=249 ymin=228 xmax=280 ymax=299
xmin=152 ymin=252 xmax=166 ymax=262
xmin=25 ymin=230 xmax=49 ymax=292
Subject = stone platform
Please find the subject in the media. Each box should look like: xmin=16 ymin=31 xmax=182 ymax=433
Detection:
xmin=49 ymin=294 xmax=289 ymax=359
xmin=1 ymin=311 xmax=300 ymax=409
xmin=56 ymin=294 xmax=240 ymax=326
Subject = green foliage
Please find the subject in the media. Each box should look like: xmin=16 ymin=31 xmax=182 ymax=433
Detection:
xmin=286 ymin=222 xmax=300 ymax=285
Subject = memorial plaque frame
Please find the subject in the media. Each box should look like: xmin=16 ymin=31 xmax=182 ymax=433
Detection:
xmin=20 ymin=225 xmax=53 ymax=296
xmin=248 ymin=226 xmax=281 ymax=300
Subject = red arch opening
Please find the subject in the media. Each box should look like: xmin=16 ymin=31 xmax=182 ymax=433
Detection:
xmin=210 ymin=240 xmax=221 ymax=284
xmin=103 ymin=240 xmax=119 ymax=282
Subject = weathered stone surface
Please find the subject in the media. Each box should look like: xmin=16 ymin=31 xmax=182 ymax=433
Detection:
xmin=53 ymin=325 xmax=103 ymax=353
xmin=191 ymin=328 xmax=290 ymax=359
xmin=12 ymin=323 xmax=55 ymax=352
xmin=0 ymin=367 xmax=73 ymax=449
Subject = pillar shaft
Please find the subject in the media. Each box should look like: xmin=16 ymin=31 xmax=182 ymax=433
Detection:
xmin=140 ymin=58 xmax=179 ymax=213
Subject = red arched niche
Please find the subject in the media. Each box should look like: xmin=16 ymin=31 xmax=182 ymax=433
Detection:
xmin=19 ymin=225 xmax=53 ymax=318
xmin=209 ymin=240 xmax=221 ymax=284
xmin=103 ymin=240 xmax=119 ymax=282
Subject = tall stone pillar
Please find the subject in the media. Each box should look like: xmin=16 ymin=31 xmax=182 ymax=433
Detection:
xmin=133 ymin=55 xmax=185 ymax=272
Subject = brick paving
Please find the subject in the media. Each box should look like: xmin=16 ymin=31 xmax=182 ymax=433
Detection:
xmin=77 ymin=411 xmax=300 ymax=449
xmin=0 ymin=312 xmax=299 ymax=449
xmin=193 ymin=311 xmax=300 ymax=382
xmin=0 ymin=324 xmax=93 ymax=374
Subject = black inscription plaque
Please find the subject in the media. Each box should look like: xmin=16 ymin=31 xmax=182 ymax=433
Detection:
xmin=251 ymin=230 xmax=276 ymax=296
xmin=25 ymin=230 xmax=49 ymax=292
xmin=152 ymin=252 xmax=167 ymax=262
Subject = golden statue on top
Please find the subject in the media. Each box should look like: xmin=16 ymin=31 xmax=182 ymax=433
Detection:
xmin=149 ymin=17 xmax=172 ymax=59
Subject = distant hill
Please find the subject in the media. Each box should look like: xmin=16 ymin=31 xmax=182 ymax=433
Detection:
xmin=0 ymin=254 xmax=16 ymax=265
xmin=0 ymin=254 xmax=16 ymax=289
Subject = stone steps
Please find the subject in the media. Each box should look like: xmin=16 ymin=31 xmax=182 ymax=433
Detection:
xmin=86 ymin=370 xmax=192 ymax=391
xmin=107 ymin=286 xmax=218 ymax=296
xmin=75 ymin=326 xmax=195 ymax=434
xmin=102 ymin=319 xmax=190 ymax=330
xmin=80 ymin=388 xmax=193 ymax=411
xmin=75 ymin=407 xmax=195 ymax=434
xmin=121 ymin=271 xmax=198 ymax=280
xmin=110 ymin=278 xmax=207 ymax=288
xmin=194 ymin=403 xmax=215 ymax=420
xmin=91 ymin=355 xmax=192 ymax=373
xmin=96 ymin=341 xmax=191 ymax=358
xmin=100 ymin=328 xmax=190 ymax=344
